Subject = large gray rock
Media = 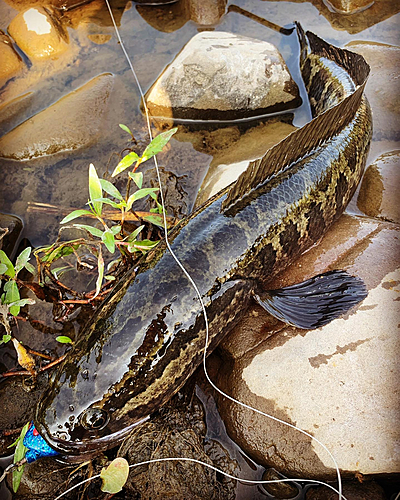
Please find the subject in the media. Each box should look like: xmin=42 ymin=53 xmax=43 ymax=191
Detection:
xmin=217 ymin=213 xmax=400 ymax=480
xmin=146 ymin=31 xmax=301 ymax=121
xmin=0 ymin=73 xmax=114 ymax=161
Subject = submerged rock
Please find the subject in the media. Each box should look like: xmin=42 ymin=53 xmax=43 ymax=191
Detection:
xmin=0 ymin=213 xmax=23 ymax=257
xmin=0 ymin=92 xmax=35 ymax=136
xmin=194 ymin=119 xmax=297 ymax=207
xmin=324 ymin=0 xmax=373 ymax=14
xmin=146 ymin=31 xmax=301 ymax=121
xmin=0 ymin=30 xmax=23 ymax=83
xmin=8 ymin=7 xmax=69 ymax=61
xmin=217 ymin=213 xmax=400 ymax=479
xmin=187 ymin=0 xmax=227 ymax=25
xmin=0 ymin=73 xmax=114 ymax=161
xmin=357 ymin=151 xmax=400 ymax=223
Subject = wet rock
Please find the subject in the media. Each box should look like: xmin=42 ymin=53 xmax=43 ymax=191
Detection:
xmin=0 ymin=73 xmax=114 ymax=161
xmin=0 ymin=30 xmax=23 ymax=83
xmin=8 ymin=457 xmax=77 ymax=499
xmin=346 ymin=41 xmax=400 ymax=143
xmin=188 ymin=0 xmax=227 ymax=25
xmin=324 ymin=0 xmax=373 ymax=14
xmin=260 ymin=469 xmax=300 ymax=498
xmin=0 ymin=376 xmax=47 ymax=455
xmin=194 ymin=119 xmax=296 ymax=206
xmin=0 ymin=92 xmax=35 ymax=137
xmin=146 ymin=31 xmax=301 ymax=121
xmin=217 ymin=213 xmax=400 ymax=479
xmin=8 ymin=8 xmax=69 ymax=61
xmin=306 ymin=479 xmax=386 ymax=499
xmin=357 ymin=151 xmax=400 ymax=224
xmin=118 ymin=390 xmax=234 ymax=499
xmin=0 ymin=213 xmax=23 ymax=257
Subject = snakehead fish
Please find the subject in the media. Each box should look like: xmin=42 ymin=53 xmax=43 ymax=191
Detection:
xmin=33 ymin=25 xmax=372 ymax=460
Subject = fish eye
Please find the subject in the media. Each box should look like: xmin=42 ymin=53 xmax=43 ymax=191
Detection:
xmin=80 ymin=408 xmax=109 ymax=431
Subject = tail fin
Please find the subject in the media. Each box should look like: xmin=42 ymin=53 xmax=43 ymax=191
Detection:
xmin=254 ymin=270 xmax=367 ymax=330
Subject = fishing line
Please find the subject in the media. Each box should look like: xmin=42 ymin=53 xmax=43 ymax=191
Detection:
xmin=54 ymin=457 xmax=345 ymax=500
xmin=104 ymin=1 xmax=345 ymax=498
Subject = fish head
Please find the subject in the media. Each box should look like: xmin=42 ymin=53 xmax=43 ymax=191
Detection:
xmin=34 ymin=334 xmax=151 ymax=460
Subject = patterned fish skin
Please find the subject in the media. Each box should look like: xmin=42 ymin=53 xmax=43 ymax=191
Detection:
xmin=35 ymin=26 xmax=372 ymax=459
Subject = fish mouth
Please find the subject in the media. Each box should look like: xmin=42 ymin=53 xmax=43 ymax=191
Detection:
xmin=34 ymin=416 xmax=149 ymax=462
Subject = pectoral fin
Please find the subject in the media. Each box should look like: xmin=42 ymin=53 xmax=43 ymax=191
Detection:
xmin=254 ymin=270 xmax=367 ymax=329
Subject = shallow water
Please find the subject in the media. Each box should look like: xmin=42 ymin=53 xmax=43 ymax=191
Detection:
xmin=0 ymin=0 xmax=399 ymax=498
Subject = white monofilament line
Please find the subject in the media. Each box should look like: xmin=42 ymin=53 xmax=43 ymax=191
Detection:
xmin=98 ymin=2 xmax=347 ymax=499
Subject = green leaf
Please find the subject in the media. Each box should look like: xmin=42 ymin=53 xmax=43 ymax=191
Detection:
xmin=42 ymin=244 xmax=76 ymax=264
xmin=126 ymin=188 xmax=159 ymax=211
xmin=5 ymin=281 xmax=20 ymax=316
xmin=73 ymin=224 xmax=104 ymax=238
xmin=60 ymin=209 xmax=93 ymax=224
xmin=104 ymin=275 xmax=116 ymax=281
xmin=126 ymin=225 xmax=144 ymax=242
xmin=56 ymin=336 xmax=73 ymax=344
xmin=128 ymin=239 xmax=159 ymax=253
xmin=90 ymin=197 xmax=122 ymax=210
xmin=24 ymin=262 xmax=35 ymax=275
xmin=0 ymin=263 xmax=7 ymax=275
xmin=112 ymin=151 xmax=140 ymax=177
xmin=111 ymin=225 xmax=121 ymax=235
xmin=12 ymin=421 xmax=30 ymax=493
xmin=94 ymin=251 xmax=104 ymax=299
xmin=0 ymin=334 xmax=11 ymax=345
xmin=128 ymin=171 xmax=143 ymax=189
xmin=142 ymin=214 xmax=165 ymax=228
xmin=141 ymin=127 xmax=178 ymax=163
xmin=119 ymin=123 xmax=132 ymax=136
xmin=89 ymin=163 xmax=103 ymax=216
xmin=8 ymin=298 xmax=35 ymax=309
xmin=102 ymin=231 xmax=115 ymax=254
xmin=14 ymin=248 xmax=32 ymax=275
xmin=0 ymin=250 xmax=15 ymax=278
xmin=100 ymin=179 xmax=124 ymax=201
xmin=100 ymin=457 xmax=129 ymax=494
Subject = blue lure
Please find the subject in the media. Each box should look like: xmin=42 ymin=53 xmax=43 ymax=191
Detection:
xmin=23 ymin=423 xmax=59 ymax=463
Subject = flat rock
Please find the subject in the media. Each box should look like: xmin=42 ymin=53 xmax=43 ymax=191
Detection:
xmin=146 ymin=31 xmax=301 ymax=121
xmin=8 ymin=7 xmax=69 ymax=61
xmin=357 ymin=150 xmax=400 ymax=223
xmin=346 ymin=41 xmax=400 ymax=143
xmin=217 ymin=213 xmax=400 ymax=479
xmin=0 ymin=73 xmax=114 ymax=161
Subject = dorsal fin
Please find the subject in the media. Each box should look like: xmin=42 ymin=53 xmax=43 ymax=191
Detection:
xmin=221 ymin=26 xmax=370 ymax=213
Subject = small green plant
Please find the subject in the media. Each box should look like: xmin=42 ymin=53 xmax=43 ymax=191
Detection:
xmin=32 ymin=126 xmax=177 ymax=302
xmin=0 ymin=248 xmax=35 ymax=335
xmin=8 ymin=421 xmax=29 ymax=493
